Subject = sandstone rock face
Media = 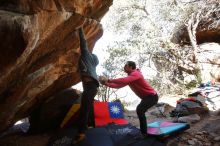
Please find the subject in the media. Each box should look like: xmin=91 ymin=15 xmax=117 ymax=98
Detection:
xmin=171 ymin=3 xmax=220 ymax=82
xmin=198 ymin=43 xmax=220 ymax=82
xmin=0 ymin=0 xmax=113 ymax=132
xmin=171 ymin=2 xmax=220 ymax=46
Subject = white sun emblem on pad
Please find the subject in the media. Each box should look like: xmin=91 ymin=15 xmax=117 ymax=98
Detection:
xmin=110 ymin=105 xmax=120 ymax=114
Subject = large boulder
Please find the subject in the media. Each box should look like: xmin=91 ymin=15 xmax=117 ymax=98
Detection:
xmin=171 ymin=2 xmax=220 ymax=45
xmin=0 ymin=0 xmax=113 ymax=132
xmin=171 ymin=2 xmax=220 ymax=82
xmin=197 ymin=43 xmax=220 ymax=82
xmin=28 ymin=88 xmax=81 ymax=134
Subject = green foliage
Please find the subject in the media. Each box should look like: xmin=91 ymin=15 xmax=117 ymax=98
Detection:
xmin=194 ymin=68 xmax=202 ymax=84
xmin=185 ymin=80 xmax=198 ymax=89
xmin=97 ymin=44 xmax=131 ymax=101
xmin=97 ymin=84 xmax=111 ymax=102
xmin=148 ymin=77 xmax=182 ymax=95
xmin=102 ymin=45 xmax=131 ymax=78
xmin=98 ymin=0 xmax=211 ymax=100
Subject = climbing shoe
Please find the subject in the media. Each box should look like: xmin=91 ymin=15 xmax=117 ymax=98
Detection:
xmin=72 ymin=133 xmax=86 ymax=145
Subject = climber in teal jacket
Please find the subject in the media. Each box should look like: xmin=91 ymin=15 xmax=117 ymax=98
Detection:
xmin=79 ymin=28 xmax=99 ymax=86
xmin=73 ymin=27 xmax=99 ymax=144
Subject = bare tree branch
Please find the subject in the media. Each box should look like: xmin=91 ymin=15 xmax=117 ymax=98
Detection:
xmin=179 ymin=0 xmax=203 ymax=4
xmin=187 ymin=10 xmax=201 ymax=63
xmin=131 ymin=4 xmax=149 ymax=16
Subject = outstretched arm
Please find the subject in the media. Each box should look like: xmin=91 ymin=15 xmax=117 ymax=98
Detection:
xmin=79 ymin=27 xmax=90 ymax=55
xmin=106 ymin=82 xmax=127 ymax=89
xmin=99 ymin=76 xmax=126 ymax=88
xmin=108 ymin=73 xmax=140 ymax=84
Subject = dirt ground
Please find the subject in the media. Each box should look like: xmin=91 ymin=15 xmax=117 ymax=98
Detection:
xmin=0 ymin=96 xmax=219 ymax=146
xmin=124 ymin=106 xmax=220 ymax=146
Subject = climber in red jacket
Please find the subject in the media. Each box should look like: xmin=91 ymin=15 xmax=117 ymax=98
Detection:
xmin=99 ymin=61 xmax=158 ymax=137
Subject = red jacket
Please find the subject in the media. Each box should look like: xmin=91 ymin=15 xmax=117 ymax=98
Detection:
xmin=106 ymin=69 xmax=156 ymax=99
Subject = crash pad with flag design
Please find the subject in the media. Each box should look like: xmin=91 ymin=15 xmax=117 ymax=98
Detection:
xmin=94 ymin=101 xmax=128 ymax=126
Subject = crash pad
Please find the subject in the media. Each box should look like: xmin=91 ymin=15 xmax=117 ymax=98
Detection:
xmin=147 ymin=121 xmax=190 ymax=138
xmin=48 ymin=123 xmax=166 ymax=146
xmin=47 ymin=127 xmax=78 ymax=146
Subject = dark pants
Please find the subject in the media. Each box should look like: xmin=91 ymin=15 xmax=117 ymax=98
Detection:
xmin=78 ymin=81 xmax=98 ymax=133
xmin=136 ymin=94 xmax=158 ymax=134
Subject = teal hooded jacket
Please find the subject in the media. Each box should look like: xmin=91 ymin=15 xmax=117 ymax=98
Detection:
xmin=79 ymin=28 xmax=99 ymax=87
